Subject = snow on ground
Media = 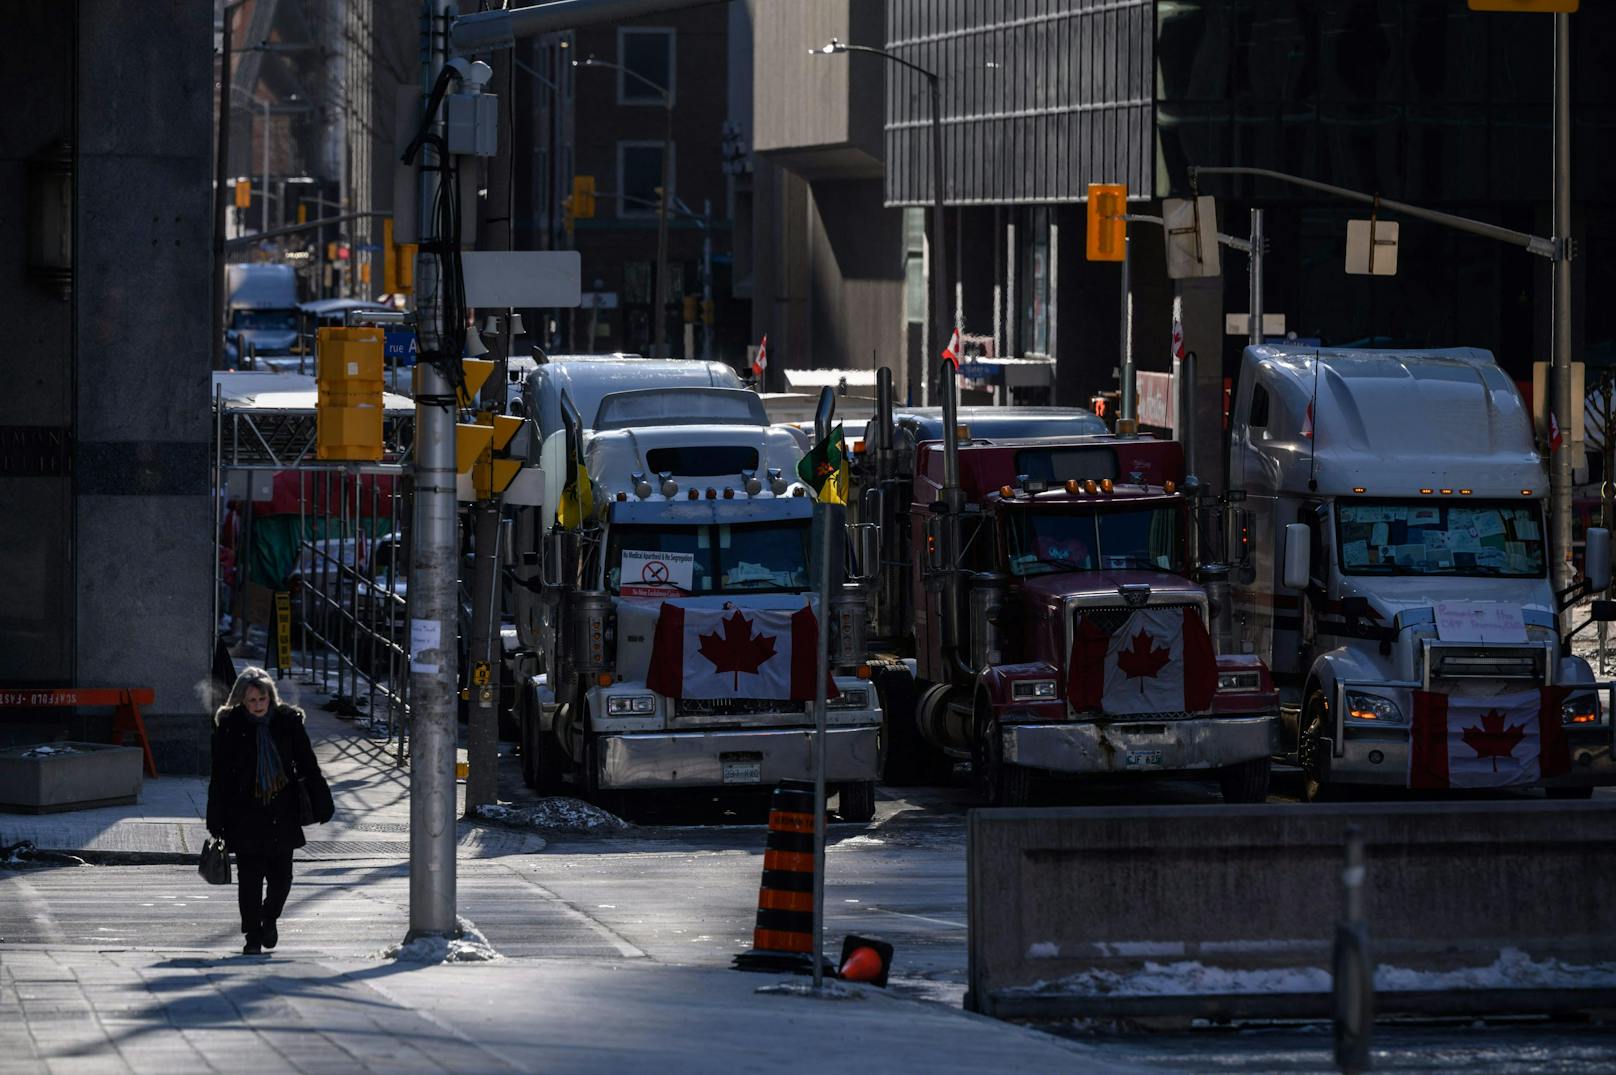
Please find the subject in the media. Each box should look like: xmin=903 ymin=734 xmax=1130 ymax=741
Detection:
xmin=475 ymin=798 xmax=630 ymax=834
xmin=377 ymin=916 xmax=501 ymax=964
xmin=18 ymin=744 xmax=88 ymax=757
xmin=1005 ymin=948 xmax=1616 ymax=997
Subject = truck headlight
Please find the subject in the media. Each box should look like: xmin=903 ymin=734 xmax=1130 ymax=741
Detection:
xmin=1561 ymin=694 xmax=1600 ymax=725
xmin=1011 ymin=679 xmax=1058 ymax=700
xmin=828 ymin=688 xmax=870 ymax=711
xmin=1216 ymin=670 xmax=1262 ymax=692
xmin=606 ymin=694 xmax=657 ymax=716
xmin=1345 ymin=692 xmax=1403 ymax=724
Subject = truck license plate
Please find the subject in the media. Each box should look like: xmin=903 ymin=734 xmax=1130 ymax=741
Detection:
xmin=1124 ymin=749 xmax=1164 ymax=770
xmin=721 ymin=759 xmax=762 ymax=784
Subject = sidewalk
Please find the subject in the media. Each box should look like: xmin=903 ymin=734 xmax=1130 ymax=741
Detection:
xmin=0 ymin=945 xmax=1119 ymax=1074
xmin=0 ymin=685 xmax=542 ymax=862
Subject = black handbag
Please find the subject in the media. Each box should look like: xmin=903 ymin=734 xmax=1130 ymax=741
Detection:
xmin=292 ymin=761 xmax=335 ymax=825
xmin=198 ymin=838 xmax=231 ymax=885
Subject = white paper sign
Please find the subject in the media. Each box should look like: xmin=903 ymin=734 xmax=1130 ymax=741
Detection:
xmin=410 ymin=617 xmax=442 ymax=673
xmin=621 ymin=550 xmax=695 ymax=597
xmin=1433 ymin=602 xmax=1528 ymax=644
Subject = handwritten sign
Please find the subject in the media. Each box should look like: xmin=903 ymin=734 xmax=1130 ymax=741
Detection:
xmin=1433 ymin=602 xmax=1527 ymax=644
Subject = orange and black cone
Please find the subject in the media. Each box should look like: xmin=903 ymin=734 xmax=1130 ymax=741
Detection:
xmin=733 ymin=780 xmax=827 ymax=975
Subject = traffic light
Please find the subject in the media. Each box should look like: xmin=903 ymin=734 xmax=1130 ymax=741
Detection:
xmin=1086 ymin=183 xmax=1127 ymax=262
xmin=571 ymin=175 xmax=596 ymax=219
xmin=382 ymin=217 xmax=416 ymax=295
xmin=234 ymin=178 xmax=251 ymax=210
xmin=297 ymin=202 xmax=308 ymax=225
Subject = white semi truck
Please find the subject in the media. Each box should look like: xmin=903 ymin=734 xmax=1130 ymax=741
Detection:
xmin=1227 ymin=345 xmax=1615 ymax=800
xmin=512 ymin=378 xmax=882 ymax=818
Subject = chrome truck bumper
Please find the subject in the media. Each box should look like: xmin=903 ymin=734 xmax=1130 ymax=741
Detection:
xmin=1320 ymin=725 xmax=1616 ymax=787
xmin=598 ymin=726 xmax=881 ymax=790
xmin=1001 ymin=714 xmax=1280 ymax=775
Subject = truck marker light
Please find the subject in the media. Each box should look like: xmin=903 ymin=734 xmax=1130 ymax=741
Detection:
xmin=856 ymin=664 xmax=872 ymax=679
xmin=1065 ymin=479 xmax=1081 ymax=494
xmin=793 ymin=487 xmax=806 ymax=496
xmin=1352 ymin=487 xmax=1366 ymax=494
xmin=706 ymin=487 xmax=717 ymax=499
xmin=723 ymin=487 xmax=735 ymax=499
xmin=596 ymin=672 xmax=613 ymax=688
xmin=1522 ymin=489 xmax=1533 ymax=496
xmin=1439 ymin=489 xmax=1452 ymax=495
xmin=1100 ymin=478 xmax=1114 ymax=494
xmin=688 ymin=489 xmax=700 ymax=500
xmin=615 ymin=491 xmax=628 ymax=502
xmin=1419 ymin=488 xmax=1434 ymax=495
xmin=1000 ymin=485 xmax=1015 ymax=498
xmin=1085 ymin=479 xmax=1099 ymax=495
xmin=1460 ymin=489 xmax=1472 ymax=495
xmin=1163 ymin=480 xmax=1176 ymax=494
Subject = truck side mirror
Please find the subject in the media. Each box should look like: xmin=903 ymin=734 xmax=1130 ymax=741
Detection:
xmin=1283 ymin=523 xmax=1312 ymax=590
xmin=1585 ymin=527 xmax=1611 ymax=594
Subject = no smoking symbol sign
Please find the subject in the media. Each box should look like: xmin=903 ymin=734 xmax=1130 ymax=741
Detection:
xmin=642 ymin=560 xmax=670 ymax=583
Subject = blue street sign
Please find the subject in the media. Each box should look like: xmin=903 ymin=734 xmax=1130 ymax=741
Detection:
xmin=384 ymin=328 xmax=418 ymax=365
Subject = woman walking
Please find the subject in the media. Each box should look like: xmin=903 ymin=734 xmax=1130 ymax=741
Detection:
xmin=206 ymin=667 xmax=328 ymax=954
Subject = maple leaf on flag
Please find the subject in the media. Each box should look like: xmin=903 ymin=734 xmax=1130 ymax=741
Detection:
xmin=697 ymin=609 xmax=778 ymax=690
xmin=1461 ymin=709 xmax=1527 ymax=772
xmin=1115 ymin=629 xmax=1171 ymax=692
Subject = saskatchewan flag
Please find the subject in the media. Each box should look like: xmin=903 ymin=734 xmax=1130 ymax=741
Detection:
xmin=796 ymin=424 xmax=848 ymax=505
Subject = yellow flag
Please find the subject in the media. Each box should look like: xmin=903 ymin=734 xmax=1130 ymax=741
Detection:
xmin=557 ymin=462 xmax=593 ymax=528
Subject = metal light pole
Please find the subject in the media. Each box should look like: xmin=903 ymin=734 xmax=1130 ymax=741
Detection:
xmin=1120 ymin=235 xmax=1134 ymax=422
xmin=575 ymin=56 xmax=673 ymax=358
xmin=810 ymin=386 xmax=837 ymax=990
xmin=817 ymin=38 xmax=946 ymax=408
xmin=212 ymin=0 xmax=247 ymax=371
xmin=1552 ymin=11 xmax=1574 ymax=591
xmin=1248 ymin=209 xmax=1264 ymax=347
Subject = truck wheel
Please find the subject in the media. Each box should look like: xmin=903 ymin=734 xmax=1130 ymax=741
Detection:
xmin=836 ymin=781 xmax=877 ymax=822
xmin=1218 ymin=756 xmax=1272 ymax=804
xmin=1546 ymin=786 xmax=1594 ymax=800
xmin=1301 ymin=691 xmax=1333 ymax=803
xmin=974 ymin=707 xmax=1033 ymax=807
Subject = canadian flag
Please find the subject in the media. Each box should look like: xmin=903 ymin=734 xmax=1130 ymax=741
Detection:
xmin=645 ymin=601 xmax=836 ymax=701
xmin=942 ymin=327 xmax=962 ymax=368
xmin=1301 ymin=400 xmax=1314 ymax=439
xmin=752 ymin=334 xmax=768 ymax=377
xmin=1409 ymin=687 xmax=1570 ymax=789
xmin=1069 ymin=607 xmax=1216 ymax=716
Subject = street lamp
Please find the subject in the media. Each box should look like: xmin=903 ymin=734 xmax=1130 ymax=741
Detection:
xmin=573 ymin=55 xmax=674 ymax=358
xmin=816 ymin=37 xmax=947 ymax=405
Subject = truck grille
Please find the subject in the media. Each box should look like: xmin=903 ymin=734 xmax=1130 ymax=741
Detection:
xmin=1072 ymin=602 xmax=1199 ymax=637
xmin=1426 ymin=644 xmax=1548 ymax=682
xmin=674 ymin=697 xmax=806 ymax=718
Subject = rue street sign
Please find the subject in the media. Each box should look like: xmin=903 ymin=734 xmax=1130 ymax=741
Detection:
xmin=460 ymin=250 xmax=583 ymax=308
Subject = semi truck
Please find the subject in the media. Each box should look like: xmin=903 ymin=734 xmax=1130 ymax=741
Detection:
xmin=858 ymin=366 xmax=1280 ymax=805
xmin=224 ymin=263 xmax=301 ymax=364
xmin=1226 ymin=345 xmax=1616 ymax=799
xmin=511 ymin=377 xmax=883 ymax=818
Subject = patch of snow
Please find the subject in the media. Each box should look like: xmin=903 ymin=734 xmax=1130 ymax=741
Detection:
xmin=376 ymin=916 xmax=500 ymax=964
xmin=755 ymin=979 xmax=864 ymax=1000
xmin=833 ymin=835 xmax=886 ymax=848
xmin=1004 ymin=948 xmax=1616 ymax=998
xmin=1027 ymin=942 xmax=1061 ymax=959
xmin=20 ymin=744 xmax=84 ymax=757
xmin=474 ymin=798 xmax=629 ymax=834
xmin=0 ymin=841 xmax=87 ymax=868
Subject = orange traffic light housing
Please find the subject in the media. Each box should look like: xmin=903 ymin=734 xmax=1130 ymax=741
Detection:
xmin=1086 ymin=183 xmax=1127 ymax=262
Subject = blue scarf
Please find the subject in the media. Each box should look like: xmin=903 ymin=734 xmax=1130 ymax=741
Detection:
xmin=248 ymin=711 xmax=288 ymax=803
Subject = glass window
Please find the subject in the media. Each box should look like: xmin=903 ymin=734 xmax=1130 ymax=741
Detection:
xmin=618 ymin=28 xmax=674 ymax=104
xmin=644 ymin=445 xmax=759 ymax=476
xmin=1335 ymin=499 xmax=1546 ymax=578
xmin=1249 ymin=384 xmax=1270 ymax=428
xmin=1005 ymin=506 xmax=1183 ymax=577
xmin=605 ymin=521 xmax=810 ymax=595
xmin=618 ymin=142 xmax=669 ymax=218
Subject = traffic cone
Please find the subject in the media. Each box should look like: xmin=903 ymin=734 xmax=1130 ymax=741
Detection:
xmin=836 ymin=935 xmax=893 ymax=988
xmin=733 ymin=780 xmax=828 ymax=975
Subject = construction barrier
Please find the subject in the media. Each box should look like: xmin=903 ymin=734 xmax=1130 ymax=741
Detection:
xmin=734 ymin=780 xmax=821 ymax=974
xmin=966 ymin=801 xmax=1616 ymax=1021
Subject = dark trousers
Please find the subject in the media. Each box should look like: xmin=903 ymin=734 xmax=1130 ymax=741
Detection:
xmin=236 ymin=850 xmax=294 ymax=934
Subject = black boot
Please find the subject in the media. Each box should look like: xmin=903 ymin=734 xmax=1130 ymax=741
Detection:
xmin=261 ymin=921 xmax=278 ymax=950
xmin=243 ymin=930 xmax=263 ymax=955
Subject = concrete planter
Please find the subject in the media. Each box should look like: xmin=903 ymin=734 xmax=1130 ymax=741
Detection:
xmin=0 ymin=742 xmax=144 ymax=814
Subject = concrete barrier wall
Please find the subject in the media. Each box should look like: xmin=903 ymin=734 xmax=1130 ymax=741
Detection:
xmin=966 ymin=801 xmax=1616 ymax=1020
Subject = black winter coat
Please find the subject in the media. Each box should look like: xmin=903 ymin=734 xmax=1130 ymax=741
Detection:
xmin=207 ymin=703 xmax=322 ymax=855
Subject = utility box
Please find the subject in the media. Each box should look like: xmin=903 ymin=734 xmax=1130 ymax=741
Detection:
xmin=316 ymin=326 xmax=385 ymax=461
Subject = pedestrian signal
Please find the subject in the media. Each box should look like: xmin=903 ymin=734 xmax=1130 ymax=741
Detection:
xmin=1086 ymin=183 xmax=1127 ymax=262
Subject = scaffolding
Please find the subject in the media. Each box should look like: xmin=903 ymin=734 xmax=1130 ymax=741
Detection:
xmin=212 ymin=370 xmax=416 ymax=760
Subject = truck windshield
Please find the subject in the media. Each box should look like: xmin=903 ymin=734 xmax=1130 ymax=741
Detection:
xmin=1335 ymin=499 xmax=1546 ymax=577
xmin=231 ymin=310 xmax=298 ymax=332
xmin=605 ymin=521 xmax=811 ymax=595
xmin=1005 ymin=505 xmax=1182 ymax=577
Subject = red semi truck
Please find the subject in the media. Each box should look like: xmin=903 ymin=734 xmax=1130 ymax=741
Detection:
xmin=857 ymin=366 xmax=1280 ymax=805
